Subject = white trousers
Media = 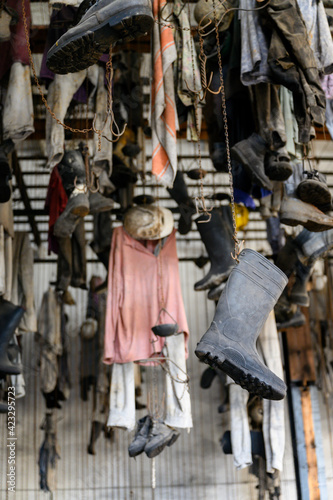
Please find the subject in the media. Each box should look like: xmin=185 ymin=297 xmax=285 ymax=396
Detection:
xmin=229 ymin=311 xmax=285 ymax=473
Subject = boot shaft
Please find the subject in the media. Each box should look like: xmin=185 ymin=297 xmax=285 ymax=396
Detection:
xmin=0 ymin=299 xmax=25 ymax=346
xmin=57 ymin=150 xmax=87 ymax=196
xmin=214 ymin=249 xmax=287 ymax=333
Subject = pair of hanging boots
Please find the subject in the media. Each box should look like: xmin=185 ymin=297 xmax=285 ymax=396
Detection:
xmin=195 ymin=249 xmax=288 ymax=400
xmin=194 ymin=206 xmax=236 ymax=300
xmin=128 ymin=415 xmax=179 ymax=459
xmin=0 ymin=298 xmax=25 ymax=376
xmin=54 ymin=149 xmax=114 ymax=239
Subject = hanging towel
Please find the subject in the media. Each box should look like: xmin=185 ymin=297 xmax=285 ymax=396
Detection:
xmin=151 ymin=0 xmax=178 ymax=187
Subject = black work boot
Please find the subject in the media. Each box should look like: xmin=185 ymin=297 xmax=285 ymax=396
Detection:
xmin=195 ymin=249 xmax=288 ymax=400
xmin=128 ymin=415 xmax=151 ymax=457
xmin=289 ymin=261 xmax=314 ymax=307
xmin=87 ymin=421 xmax=104 ymax=455
xmin=194 ymin=206 xmax=235 ymax=291
xmin=47 ymin=0 xmax=153 ymax=74
xmin=0 ymin=139 xmax=14 ymax=203
xmin=0 ymin=299 xmax=24 ymax=375
xmin=144 ymin=419 xmax=179 ymax=459
xmin=167 ymin=170 xmax=195 ymax=235
xmin=296 ymin=170 xmax=332 ymax=213
xmin=231 ymin=133 xmax=273 ymax=191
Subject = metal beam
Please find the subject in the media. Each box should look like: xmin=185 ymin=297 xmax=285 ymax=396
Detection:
xmin=12 ymin=152 xmax=42 ymax=246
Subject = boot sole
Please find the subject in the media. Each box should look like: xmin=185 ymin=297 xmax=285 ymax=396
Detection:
xmin=47 ymin=6 xmax=153 ymax=74
xmin=265 ymin=162 xmax=292 ymax=182
xmin=297 ymin=180 xmax=332 ymax=211
xmin=194 ymin=267 xmax=234 ymax=291
xmin=145 ymin=431 xmax=179 ymax=459
xmin=231 ymin=146 xmax=273 ymax=191
xmin=280 ymin=199 xmax=333 ymax=232
xmin=195 ymin=342 xmax=286 ymax=401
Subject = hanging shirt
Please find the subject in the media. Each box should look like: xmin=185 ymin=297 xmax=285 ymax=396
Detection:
xmin=104 ymin=227 xmax=189 ymax=365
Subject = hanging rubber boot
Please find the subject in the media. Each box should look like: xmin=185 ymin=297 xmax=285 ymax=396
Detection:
xmin=0 ymin=139 xmax=14 ymax=204
xmin=194 ymin=206 xmax=235 ymax=291
xmin=0 ymin=299 xmax=25 ymax=375
xmin=87 ymin=421 xmax=104 ymax=455
xmin=195 ymin=249 xmax=288 ymax=400
xmin=295 ymin=227 xmax=333 ymax=263
xmin=46 ymin=0 xmax=154 ymax=74
xmin=54 ymin=149 xmax=90 ymax=238
xmin=289 ymin=261 xmax=314 ymax=307
xmin=167 ymin=170 xmax=195 ymax=235
xmin=231 ymin=133 xmax=273 ymax=191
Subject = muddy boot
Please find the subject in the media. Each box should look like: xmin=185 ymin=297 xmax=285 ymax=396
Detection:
xmin=194 ymin=206 xmax=235 ymax=291
xmin=47 ymin=0 xmax=154 ymax=74
xmin=53 ymin=191 xmax=89 ymax=238
xmin=280 ymin=162 xmax=333 ymax=232
xmin=0 ymin=299 xmax=24 ymax=375
xmin=128 ymin=415 xmax=151 ymax=457
xmin=195 ymin=249 xmax=288 ymax=400
xmin=167 ymin=170 xmax=195 ymax=235
xmin=231 ymin=133 xmax=272 ymax=191
xmin=87 ymin=421 xmax=104 ymax=455
xmin=89 ymin=192 xmax=114 ymax=214
xmin=144 ymin=419 xmax=179 ymax=459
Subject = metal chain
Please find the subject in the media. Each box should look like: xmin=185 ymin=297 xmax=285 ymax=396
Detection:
xmin=22 ymin=0 xmax=92 ymax=135
xmin=212 ymin=0 xmax=243 ymax=261
xmin=187 ymin=1 xmax=212 ymax=222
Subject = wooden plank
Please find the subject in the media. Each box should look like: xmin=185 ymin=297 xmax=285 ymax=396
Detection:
xmin=301 ymin=388 xmax=320 ymax=500
xmin=285 ymin=308 xmax=316 ymax=384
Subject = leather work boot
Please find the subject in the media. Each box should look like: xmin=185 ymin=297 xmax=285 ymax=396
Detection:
xmin=0 ymin=299 xmax=25 ymax=375
xmin=280 ymin=162 xmax=333 ymax=232
xmin=46 ymin=0 xmax=153 ymax=74
xmin=195 ymin=249 xmax=288 ymax=400
xmin=89 ymin=191 xmax=114 ymax=214
xmin=297 ymin=228 xmax=333 ymax=262
xmin=53 ymin=191 xmax=89 ymax=238
xmin=128 ymin=415 xmax=152 ymax=458
xmin=296 ymin=170 xmax=332 ymax=213
xmin=167 ymin=170 xmax=195 ymax=235
xmin=231 ymin=133 xmax=273 ymax=191
xmin=144 ymin=419 xmax=179 ymax=459
xmin=194 ymin=206 xmax=235 ymax=291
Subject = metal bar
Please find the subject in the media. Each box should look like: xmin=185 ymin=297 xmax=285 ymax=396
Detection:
xmin=12 ymin=153 xmax=41 ymax=246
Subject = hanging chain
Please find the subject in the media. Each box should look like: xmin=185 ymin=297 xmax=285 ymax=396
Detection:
xmin=92 ymin=44 xmax=127 ymax=143
xmin=212 ymin=0 xmax=243 ymax=261
xmin=187 ymin=1 xmax=212 ymax=222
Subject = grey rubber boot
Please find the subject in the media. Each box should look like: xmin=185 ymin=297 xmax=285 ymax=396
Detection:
xmin=289 ymin=261 xmax=314 ymax=307
xmin=194 ymin=206 xmax=235 ymax=291
xmin=296 ymin=228 xmax=333 ymax=263
xmin=144 ymin=419 xmax=179 ymax=459
xmin=47 ymin=0 xmax=153 ymax=74
xmin=167 ymin=170 xmax=195 ymax=235
xmin=0 ymin=299 xmax=25 ymax=375
xmin=128 ymin=415 xmax=151 ymax=458
xmin=195 ymin=249 xmax=288 ymax=400
xmin=231 ymin=133 xmax=273 ymax=191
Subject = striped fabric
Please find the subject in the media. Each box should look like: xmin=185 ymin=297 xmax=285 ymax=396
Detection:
xmin=151 ymin=0 xmax=178 ymax=187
